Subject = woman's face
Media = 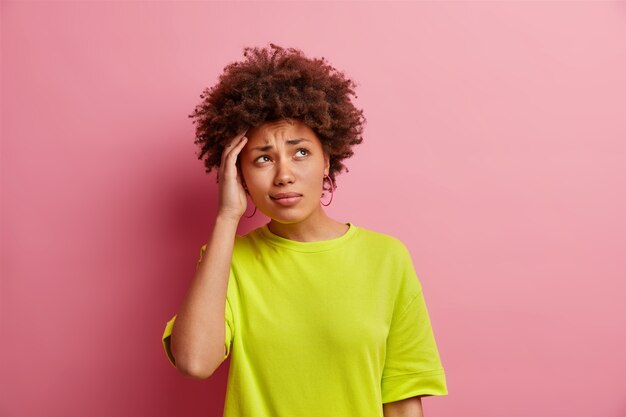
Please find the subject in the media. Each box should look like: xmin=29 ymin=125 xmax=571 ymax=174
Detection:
xmin=238 ymin=118 xmax=330 ymax=223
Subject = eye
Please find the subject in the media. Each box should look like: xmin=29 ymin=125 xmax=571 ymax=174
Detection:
xmin=296 ymin=148 xmax=309 ymax=157
xmin=254 ymin=148 xmax=310 ymax=164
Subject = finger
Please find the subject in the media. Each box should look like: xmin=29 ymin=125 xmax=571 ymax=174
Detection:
xmin=225 ymin=136 xmax=248 ymax=163
xmin=224 ymin=140 xmax=247 ymax=179
xmin=221 ymin=132 xmax=248 ymax=164
xmin=228 ymin=130 xmax=248 ymax=147
xmin=220 ymin=137 xmax=243 ymax=175
xmin=236 ymin=161 xmax=245 ymax=184
xmin=221 ymin=137 xmax=248 ymax=181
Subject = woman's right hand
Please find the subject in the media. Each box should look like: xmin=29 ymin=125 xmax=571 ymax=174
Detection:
xmin=217 ymin=130 xmax=249 ymax=221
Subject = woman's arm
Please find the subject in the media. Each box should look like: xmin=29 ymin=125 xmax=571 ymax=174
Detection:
xmin=383 ymin=396 xmax=424 ymax=417
xmin=169 ymin=215 xmax=239 ymax=379
xmin=168 ymin=131 xmax=248 ymax=379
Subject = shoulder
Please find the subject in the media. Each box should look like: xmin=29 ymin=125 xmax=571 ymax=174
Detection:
xmin=354 ymin=225 xmax=411 ymax=259
xmin=198 ymin=229 xmax=256 ymax=258
xmin=357 ymin=226 xmax=422 ymax=304
xmin=232 ymin=227 xmax=264 ymax=258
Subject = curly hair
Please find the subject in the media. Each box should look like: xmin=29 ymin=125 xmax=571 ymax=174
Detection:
xmin=188 ymin=42 xmax=366 ymax=192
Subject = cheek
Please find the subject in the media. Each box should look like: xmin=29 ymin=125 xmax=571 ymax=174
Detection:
xmin=241 ymin=168 xmax=266 ymax=192
xmin=305 ymin=163 xmax=325 ymax=183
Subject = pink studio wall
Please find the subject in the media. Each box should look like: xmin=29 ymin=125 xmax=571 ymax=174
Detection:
xmin=2 ymin=1 xmax=625 ymax=416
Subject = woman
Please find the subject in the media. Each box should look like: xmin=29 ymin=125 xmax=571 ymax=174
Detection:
xmin=162 ymin=43 xmax=448 ymax=417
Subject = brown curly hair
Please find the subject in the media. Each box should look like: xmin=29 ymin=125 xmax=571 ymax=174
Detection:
xmin=188 ymin=42 xmax=366 ymax=193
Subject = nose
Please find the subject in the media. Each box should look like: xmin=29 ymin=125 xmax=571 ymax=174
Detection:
xmin=273 ymin=160 xmax=295 ymax=186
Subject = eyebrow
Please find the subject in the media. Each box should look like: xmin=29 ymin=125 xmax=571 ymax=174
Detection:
xmin=252 ymin=138 xmax=311 ymax=152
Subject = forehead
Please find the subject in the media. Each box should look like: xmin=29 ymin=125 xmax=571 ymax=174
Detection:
xmin=247 ymin=119 xmax=318 ymax=144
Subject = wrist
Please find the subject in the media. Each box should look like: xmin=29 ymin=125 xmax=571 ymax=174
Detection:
xmin=216 ymin=212 xmax=241 ymax=225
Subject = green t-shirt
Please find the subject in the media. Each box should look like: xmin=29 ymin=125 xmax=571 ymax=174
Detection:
xmin=162 ymin=222 xmax=447 ymax=416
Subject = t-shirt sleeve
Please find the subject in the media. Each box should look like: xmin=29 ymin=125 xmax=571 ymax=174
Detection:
xmin=381 ymin=244 xmax=448 ymax=403
xmin=161 ymin=243 xmax=235 ymax=368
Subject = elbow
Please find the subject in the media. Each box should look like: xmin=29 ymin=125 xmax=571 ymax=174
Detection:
xmin=177 ymin=361 xmax=216 ymax=380
xmin=171 ymin=347 xmax=221 ymax=380
xmin=168 ymin=331 xmax=224 ymax=379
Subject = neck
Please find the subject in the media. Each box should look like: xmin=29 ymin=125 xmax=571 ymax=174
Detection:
xmin=267 ymin=207 xmax=348 ymax=242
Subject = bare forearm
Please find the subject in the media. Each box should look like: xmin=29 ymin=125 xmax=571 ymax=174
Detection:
xmin=383 ymin=396 xmax=424 ymax=417
xmin=170 ymin=215 xmax=239 ymax=378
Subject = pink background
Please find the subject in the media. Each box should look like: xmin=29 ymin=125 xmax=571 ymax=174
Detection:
xmin=2 ymin=1 xmax=625 ymax=416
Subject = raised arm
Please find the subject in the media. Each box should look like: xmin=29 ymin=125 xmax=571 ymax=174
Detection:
xmin=168 ymin=131 xmax=249 ymax=379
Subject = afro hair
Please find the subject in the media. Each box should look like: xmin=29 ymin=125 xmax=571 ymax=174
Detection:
xmin=188 ymin=42 xmax=366 ymax=192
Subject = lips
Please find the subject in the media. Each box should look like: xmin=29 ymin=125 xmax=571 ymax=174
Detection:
xmin=271 ymin=192 xmax=303 ymax=199
xmin=270 ymin=192 xmax=303 ymax=207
